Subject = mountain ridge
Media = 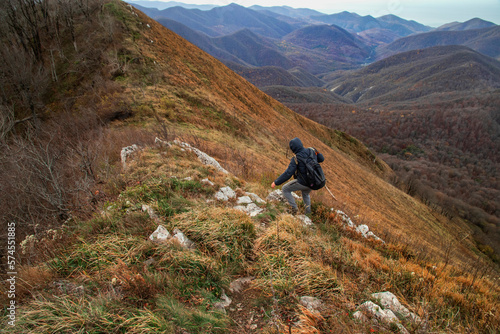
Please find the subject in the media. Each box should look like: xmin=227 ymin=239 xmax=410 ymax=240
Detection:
xmin=378 ymin=25 xmax=500 ymax=60
xmin=329 ymin=45 xmax=500 ymax=103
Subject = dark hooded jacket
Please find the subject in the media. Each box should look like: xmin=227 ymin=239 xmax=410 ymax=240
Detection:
xmin=274 ymin=137 xmax=324 ymax=187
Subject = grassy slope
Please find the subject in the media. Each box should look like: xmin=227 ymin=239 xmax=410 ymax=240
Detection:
xmin=2 ymin=1 xmax=498 ymax=333
xmin=122 ymin=2 xmax=475 ymax=264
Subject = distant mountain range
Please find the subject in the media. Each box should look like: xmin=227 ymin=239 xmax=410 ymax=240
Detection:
xmin=436 ymin=18 xmax=497 ymax=31
xmin=327 ymin=45 xmax=500 ymax=103
xmin=377 ymin=25 xmax=500 ymax=60
xmin=129 ymin=1 xmax=500 ymax=95
xmin=310 ymin=11 xmax=432 ymax=36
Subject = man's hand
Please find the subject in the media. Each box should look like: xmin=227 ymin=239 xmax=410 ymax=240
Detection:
xmin=271 ymin=182 xmax=276 ymax=188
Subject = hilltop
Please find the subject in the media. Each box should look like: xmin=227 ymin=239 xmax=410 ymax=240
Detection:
xmin=0 ymin=1 xmax=499 ymax=333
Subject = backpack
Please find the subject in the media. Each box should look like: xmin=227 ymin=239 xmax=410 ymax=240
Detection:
xmin=294 ymin=148 xmax=326 ymax=190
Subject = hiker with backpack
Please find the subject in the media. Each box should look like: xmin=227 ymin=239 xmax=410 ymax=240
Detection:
xmin=271 ymin=137 xmax=325 ymax=215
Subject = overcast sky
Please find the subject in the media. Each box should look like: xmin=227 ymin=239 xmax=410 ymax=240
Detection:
xmin=149 ymin=0 xmax=500 ymax=27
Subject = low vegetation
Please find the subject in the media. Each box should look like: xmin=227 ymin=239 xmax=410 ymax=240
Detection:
xmin=3 ymin=145 xmax=499 ymax=333
xmin=0 ymin=1 xmax=498 ymax=333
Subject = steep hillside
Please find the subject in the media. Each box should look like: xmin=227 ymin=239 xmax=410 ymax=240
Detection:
xmin=283 ymin=24 xmax=371 ymax=65
xmin=328 ymin=45 xmax=500 ymax=103
xmin=262 ymin=86 xmax=349 ymax=104
xmin=212 ymin=29 xmax=293 ymax=68
xmin=1 ymin=1 xmax=499 ymax=333
xmin=377 ymin=25 xmax=500 ymax=59
xmin=228 ymin=64 xmax=325 ymax=87
xmin=155 ymin=17 xmax=244 ymax=64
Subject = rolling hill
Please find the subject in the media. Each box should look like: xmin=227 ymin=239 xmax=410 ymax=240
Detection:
xmin=282 ymin=24 xmax=372 ymax=67
xmin=328 ymin=45 xmax=500 ymax=103
xmin=249 ymin=5 xmax=323 ymax=19
xmin=377 ymin=25 xmax=500 ymax=59
xmin=436 ymin=17 xmax=497 ymax=31
xmin=312 ymin=11 xmax=432 ymax=36
xmin=135 ymin=3 xmax=295 ymax=38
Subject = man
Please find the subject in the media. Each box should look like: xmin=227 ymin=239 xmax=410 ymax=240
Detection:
xmin=271 ymin=137 xmax=324 ymax=215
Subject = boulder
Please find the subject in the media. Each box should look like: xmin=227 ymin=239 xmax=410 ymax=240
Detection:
xmin=215 ymin=186 xmax=236 ymax=201
xmin=201 ymin=178 xmax=215 ymax=186
xmin=234 ymin=203 xmax=264 ymax=217
xmin=149 ymin=225 xmax=171 ymax=242
xmin=173 ymin=140 xmax=228 ymax=174
xmin=267 ymin=189 xmax=286 ymax=202
xmin=297 ymin=214 xmax=313 ymax=226
xmin=245 ymin=192 xmax=266 ymax=204
xmin=267 ymin=189 xmax=300 ymax=202
xmin=121 ymin=144 xmax=140 ymax=168
xmin=356 ymin=224 xmax=370 ymax=237
xmin=300 ymin=296 xmax=322 ymax=312
xmin=358 ymin=301 xmax=409 ymax=334
xmin=237 ymin=196 xmax=253 ymax=205
xmin=371 ymin=291 xmax=422 ymax=324
xmin=172 ymin=228 xmax=195 ymax=249
xmin=334 ymin=210 xmax=355 ymax=228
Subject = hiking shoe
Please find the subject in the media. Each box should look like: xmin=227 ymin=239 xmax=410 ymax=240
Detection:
xmin=287 ymin=207 xmax=298 ymax=215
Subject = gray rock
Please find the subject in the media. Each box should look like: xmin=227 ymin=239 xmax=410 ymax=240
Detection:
xmin=357 ymin=301 xmax=409 ymax=334
xmin=214 ymin=290 xmax=232 ymax=313
xmin=267 ymin=189 xmax=285 ymax=202
xmin=121 ymin=144 xmax=140 ymax=168
xmin=173 ymin=140 xmax=228 ymax=174
xmin=154 ymin=137 xmax=171 ymax=147
xmin=237 ymin=196 xmax=253 ymax=205
xmin=297 ymin=214 xmax=313 ymax=226
xmin=267 ymin=189 xmax=302 ymax=202
xmin=335 ymin=210 xmax=355 ymax=228
xmin=353 ymin=310 xmax=369 ymax=322
xmin=149 ymin=225 xmax=171 ymax=242
xmin=300 ymin=296 xmax=322 ymax=312
xmin=173 ymin=228 xmax=195 ymax=249
xmin=245 ymin=192 xmax=266 ymax=204
xmin=234 ymin=203 xmax=264 ymax=217
xmin=356 ymin=224 xmax=370 ymax=237
xmin=371 ymin=291 xmax=422 ymax=324
xmin=201 ymin=178 xmax=215 ymax=186
xmin=215 ymin=186 xmax=236 ymax=201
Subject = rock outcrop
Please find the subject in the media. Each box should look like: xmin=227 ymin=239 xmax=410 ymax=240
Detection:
xmin=353 ymin=291 xmax=425 ymax=334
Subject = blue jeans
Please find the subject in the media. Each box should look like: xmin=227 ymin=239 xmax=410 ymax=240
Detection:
xmin=282 ymin=179 xmax=312 ymax=214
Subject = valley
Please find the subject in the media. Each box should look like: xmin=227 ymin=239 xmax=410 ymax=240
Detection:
xmin=132 ymin=0 xmax=500 ymax=266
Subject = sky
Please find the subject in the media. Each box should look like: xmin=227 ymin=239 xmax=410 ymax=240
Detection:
xmin=148 ymin=0 xmax=500 ymax=27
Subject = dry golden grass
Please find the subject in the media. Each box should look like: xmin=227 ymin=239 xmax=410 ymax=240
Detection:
xmin=105 ymin=2 xmax=484 ymax=271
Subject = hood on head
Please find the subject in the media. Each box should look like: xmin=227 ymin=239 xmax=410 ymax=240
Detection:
xmin=289 ymin=137 xmax=304 ymax=154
